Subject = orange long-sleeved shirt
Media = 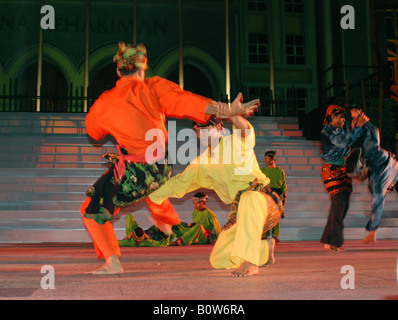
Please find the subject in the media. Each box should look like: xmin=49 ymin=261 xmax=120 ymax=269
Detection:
xmin=86 ymin=76 xmax=212 ymax=155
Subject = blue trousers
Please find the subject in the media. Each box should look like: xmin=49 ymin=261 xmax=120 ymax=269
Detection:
xmin=366 ymin=157 xmax=398 ymax=231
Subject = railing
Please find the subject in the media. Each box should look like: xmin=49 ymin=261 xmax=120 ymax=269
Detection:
xmin=248 ymin=88 xmax=304 ymax=118
xmin=0 ymin=94 xmax=97 ymax=113
xmin=303 ymin=65 xmax=398 ymax=148
xmin=1 ymin=90 xmax=302 ymax=117
xmin=321 ymin=64 xmax=383 ymax=106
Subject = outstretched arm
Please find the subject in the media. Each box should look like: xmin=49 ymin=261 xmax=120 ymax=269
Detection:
xmin=148 ymin=164 xmax=203 ymax=205
xmin=205 ymin=92 xmax=260 ymax=122
xmin=207 ymin=93 xmax=259 ymax=137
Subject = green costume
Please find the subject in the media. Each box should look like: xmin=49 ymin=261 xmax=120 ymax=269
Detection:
xmin=119 ymin=214 xmax=175 ymax=247
xmin=260 ymin=166 xmax=287 ymax=238
xmin=119 ymin=208 xmax=221 ymax=247
xmin=173 ymin=208 xmax=221 ymax=245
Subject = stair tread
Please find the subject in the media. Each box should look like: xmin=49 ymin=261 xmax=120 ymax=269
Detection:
xmin=1 ymin=112 xmax=397 ymax=242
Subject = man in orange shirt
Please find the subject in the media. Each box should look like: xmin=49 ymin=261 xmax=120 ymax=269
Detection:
xmin=81 ymin=42 xmax=259 ymax=275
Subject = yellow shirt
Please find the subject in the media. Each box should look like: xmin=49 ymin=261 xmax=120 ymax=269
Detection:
xmin=149 ymin=121 xmax=270 ymax=205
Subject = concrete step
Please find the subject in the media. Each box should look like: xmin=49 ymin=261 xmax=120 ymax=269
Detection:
xmin=1 ymin=189 xmax=391 ymax=204
xmin=0 ymin=114 xmax=304 ymax=139
xmin=278 ymin=227 xmax=398 ymax=242
xmin=1 ymin=112 xmax=397 ymax=243
xmin=4 ymin=210 xmax=397 ymax=231
xmin=1 ymin=200 xmax=397 ymax=243
xmin=1 ymin=225 xmax=397 ymax=243
xmin=284 ymin=199 xmax=398 ymax=213
xmin=2 ymin=195 xmax=394 ymax=217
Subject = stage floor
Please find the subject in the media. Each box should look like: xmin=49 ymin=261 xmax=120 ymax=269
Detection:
xmin=1 ymin=241 xmax=398 ymax=301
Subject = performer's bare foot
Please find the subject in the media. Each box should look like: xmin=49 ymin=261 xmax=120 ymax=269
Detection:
xmin=85 ymin=255 xmax=124 ymax=275
xmin=361 ymin=231 xmax=377 ymax=244
xmin=324 ymin=244 xmax=344 ymax=253
xmin=264 ymin=238 xmax=275 ymax=266
xmin=230 ymin=261 xmax=259 ymax=277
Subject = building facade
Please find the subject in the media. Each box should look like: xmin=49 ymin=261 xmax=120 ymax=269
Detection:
xmin=0 ymin=0 xmax=395 ymax=123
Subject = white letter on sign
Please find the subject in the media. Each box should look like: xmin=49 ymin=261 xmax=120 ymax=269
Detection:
xmin=40 ymin=5 xmax=55 ymax=30
xmin=340 ymin=5 xmax=355 ymax=30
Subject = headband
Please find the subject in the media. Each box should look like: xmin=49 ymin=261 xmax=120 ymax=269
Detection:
xmin=113 ymin=42 xmax=148 ymax=71
xmin=323 ymin=105 xmax=346 ymax=126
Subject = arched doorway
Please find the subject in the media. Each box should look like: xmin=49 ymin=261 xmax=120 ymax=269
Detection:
xmin=90 ymin=63 xmax=216 ymax=101
xmin=17 ymin=61 xmax=68 ymax=112
xmin=90 ymin=63 xmax=119 ymax=101
xmin=167 ymin=64 xmax=215 ymax=99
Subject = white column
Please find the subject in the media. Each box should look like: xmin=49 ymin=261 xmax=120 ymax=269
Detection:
xmin=36 ymin=0 xmax=44 ymax=112
xmin=84 ymin=0 xmax=90 ymax=112
xmin=133 ymin=0 xmax=137 ymax=44
xmin=268 ymin=0 xmax=275 ymax=115
xmin=179 ymin=0 xmax=184 ymax=88
xmin=225 ymin=0 xmax=231 ymax=103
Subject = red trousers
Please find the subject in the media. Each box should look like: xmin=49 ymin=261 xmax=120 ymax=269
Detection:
xmin=80 ymin=197 xmax=181 ymax=259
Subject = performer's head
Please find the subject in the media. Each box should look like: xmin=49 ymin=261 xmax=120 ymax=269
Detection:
xmin=192 ymin=117 xmax=224 ymax=148
xmin=323 ymin=104 xmax=346 ymax=128
xmin=113 ymin=42 xmax=148 ymax=80
xmin=192 ymin=192 xmax=208 ymax=212
xmin=264 ymin=150 xmax=277 ymax=167
xmin=347 ymin=105 xmax=363 ymax=121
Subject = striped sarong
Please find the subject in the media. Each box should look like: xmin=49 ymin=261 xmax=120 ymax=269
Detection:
xmin=322 ymin=163 xmax=352 ymax=196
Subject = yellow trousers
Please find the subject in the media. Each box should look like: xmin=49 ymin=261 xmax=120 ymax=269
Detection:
xmin=210 ymin=191 xmax=270 ymax=269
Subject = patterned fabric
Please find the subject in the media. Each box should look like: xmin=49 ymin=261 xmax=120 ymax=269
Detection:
xmin=83 ymin=151 xmax=172 ymax=222
xmin=113 ymin=42 xmax=148 ymax=71
xmin=119 ymin=214 xmax=175 ymax=247
xmin=322 ymin=163 xmax=353 ymax=196
xmin=113 ymin=159 xmax=172 ymax=208
xmin=221 ymin=179 xmax=283 ymax=239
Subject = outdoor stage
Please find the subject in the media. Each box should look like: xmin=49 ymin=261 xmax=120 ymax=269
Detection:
xmin=1 ymin=240 xmax=397 ymax=302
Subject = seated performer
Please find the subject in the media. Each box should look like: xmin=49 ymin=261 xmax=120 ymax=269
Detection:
xmin=81 ymin=42 xmax=260 ymax=274
xmin=348 ymin=106 xmax=398 ymax=244
xmin=261 ymin=150 xmax=287 ymax=242
xmin=149 ymin=114 xmax=283 ymax=277
xmin=173 ymin=192 xmax=221 ymax=246
xmin=119 ymin=214 xmax=175 ymax=247
xmin=119 ymin=192 xmax=220 ymax=247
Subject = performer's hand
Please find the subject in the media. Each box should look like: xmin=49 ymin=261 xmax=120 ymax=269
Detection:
xmin=216 ymin=93 xmax=260 ymax=119
xmin=353 ymin=112 xmax=369 ymax=128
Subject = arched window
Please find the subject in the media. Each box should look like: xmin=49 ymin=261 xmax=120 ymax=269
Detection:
xmin=168 ymin=64 xmax=215 ymax=98
xmin=90 ymin=63 xmax=119 ymax=101
xmin=17 ymin=61 xmax=68 ymax=112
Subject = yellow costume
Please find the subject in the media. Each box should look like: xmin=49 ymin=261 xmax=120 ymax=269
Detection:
xmin=149 ymin=120 xmax=281 ymax=269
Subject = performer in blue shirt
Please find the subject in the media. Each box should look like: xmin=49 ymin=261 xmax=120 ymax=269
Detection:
xmin=348 ymin=106 xmax=398 ymax=244
xmin=320 ymin=105 xmax=368 ymax=252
